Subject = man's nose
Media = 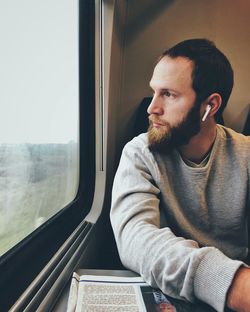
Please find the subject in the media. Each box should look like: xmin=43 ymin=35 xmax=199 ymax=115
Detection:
xmin=147 ymin=96 xmax=164 ymax=115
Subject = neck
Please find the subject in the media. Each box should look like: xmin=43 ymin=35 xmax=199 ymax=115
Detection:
xmin=178 ymin=121 xmax=217 ymax=163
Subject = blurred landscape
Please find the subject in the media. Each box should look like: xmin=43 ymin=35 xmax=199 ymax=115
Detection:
xmin=0 ymin=142 xmax=78 ymax=256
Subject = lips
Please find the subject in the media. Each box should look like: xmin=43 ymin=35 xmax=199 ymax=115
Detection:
xmin=152 ymin=122 xmax=164 ymax=128
xmin=149 ymin=117 xmax=166 ymax=128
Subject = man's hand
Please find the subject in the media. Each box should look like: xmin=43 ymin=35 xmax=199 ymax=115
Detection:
xmin=227 ymin=266 xmax=250 ymax=311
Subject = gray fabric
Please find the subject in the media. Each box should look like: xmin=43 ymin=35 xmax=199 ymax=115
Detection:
xmin=110 ymin=125 xmax=250 ymax=312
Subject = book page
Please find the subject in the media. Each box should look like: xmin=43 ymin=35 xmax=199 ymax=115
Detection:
xmin=67 ymin=274 xmax=179 ymax=312
xmin=73 ymin=275 xmax=147 ymax=312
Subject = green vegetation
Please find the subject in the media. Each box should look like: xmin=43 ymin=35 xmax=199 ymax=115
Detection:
xmin=0 ymin=142 xmax=78 ymax=256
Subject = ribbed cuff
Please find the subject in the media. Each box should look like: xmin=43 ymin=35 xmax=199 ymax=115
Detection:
xmin=194 ymin=249 xmax=243 ymax=312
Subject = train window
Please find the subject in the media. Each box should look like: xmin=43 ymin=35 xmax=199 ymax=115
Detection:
xmin=0 ymin=0 xmax=95 ymax=309
xmin=0 ymin=0 xmax=79 ymax=256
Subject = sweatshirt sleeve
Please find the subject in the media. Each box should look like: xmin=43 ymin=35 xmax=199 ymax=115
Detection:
xmin=110 ymin=138 xmax=243 ymax=312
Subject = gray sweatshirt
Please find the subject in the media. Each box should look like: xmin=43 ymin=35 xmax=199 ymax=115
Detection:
xmin=110 ymin=125 xmax=250 ymax=312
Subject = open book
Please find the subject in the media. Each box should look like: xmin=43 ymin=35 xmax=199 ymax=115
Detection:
xmin=66 ymin=272 xmax=177 ymax=312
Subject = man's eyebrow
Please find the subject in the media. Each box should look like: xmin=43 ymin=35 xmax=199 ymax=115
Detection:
xmin=149 ymin=84 xmax=179 ymax=94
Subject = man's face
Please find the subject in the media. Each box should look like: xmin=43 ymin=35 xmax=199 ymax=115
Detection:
xmin=147 ymin=56 xmax=202 ymax=152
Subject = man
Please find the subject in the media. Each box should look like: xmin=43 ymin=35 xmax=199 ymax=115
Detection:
xmin=110 ymin=39 xmax=250 ymax=311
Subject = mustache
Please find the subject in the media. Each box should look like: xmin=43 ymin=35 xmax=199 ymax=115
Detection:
xmin=148 ymin=115 xmax=168 ymax=126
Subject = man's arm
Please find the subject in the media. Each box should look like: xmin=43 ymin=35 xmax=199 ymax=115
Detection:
xmin=110 ymin=138 xmax=243 ymax=312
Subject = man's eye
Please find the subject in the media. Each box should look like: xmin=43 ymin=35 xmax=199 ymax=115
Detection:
xmin=164 ymin=91 xmax=172 ymax=97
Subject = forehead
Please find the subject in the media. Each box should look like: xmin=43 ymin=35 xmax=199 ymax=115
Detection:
xmin=150 ymin=56 xmax=194 ymax=91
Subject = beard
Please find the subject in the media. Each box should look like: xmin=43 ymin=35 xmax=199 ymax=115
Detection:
xmin=148 ymin=99 xmax=201 ymax=153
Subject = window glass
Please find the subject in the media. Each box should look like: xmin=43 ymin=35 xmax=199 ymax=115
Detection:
xmin=0 ymin=0 xmax=79 ymax=256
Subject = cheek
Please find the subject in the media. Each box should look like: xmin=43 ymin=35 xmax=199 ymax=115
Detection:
xmin=162 ymin=106 xmax=185 ymax=124
xmin=164 ymin=97 xmax=196 ymax=121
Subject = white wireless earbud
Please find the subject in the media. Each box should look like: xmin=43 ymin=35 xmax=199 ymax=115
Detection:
xmin=202 ymin=104 xmax=212 ymax=122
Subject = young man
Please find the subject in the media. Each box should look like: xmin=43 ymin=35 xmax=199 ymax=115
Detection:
xmin=110 ymin=39 xmax=250 ymax=311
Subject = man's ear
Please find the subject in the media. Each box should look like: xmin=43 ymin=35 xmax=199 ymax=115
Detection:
xmin=206 ymin=93 xmax=222 ymax=117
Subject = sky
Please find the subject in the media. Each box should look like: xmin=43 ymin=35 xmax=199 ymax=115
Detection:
xmin=0 ymin=0 xmax=79 ymax=143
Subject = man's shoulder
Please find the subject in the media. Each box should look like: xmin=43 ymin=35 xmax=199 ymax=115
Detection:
xmin=217 ymin=124 xmax=250 ymax=144
xmin=121 ymin=133 xmax=158 ymax=166
xmin=124 ymin=133 xmax=149 ymax=152
xmin=217 ymin=125 xmax=250 ymax=160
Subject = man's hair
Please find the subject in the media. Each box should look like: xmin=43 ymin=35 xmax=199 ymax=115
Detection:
xmin=161 ymin=38 xmax=234 ymax=117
